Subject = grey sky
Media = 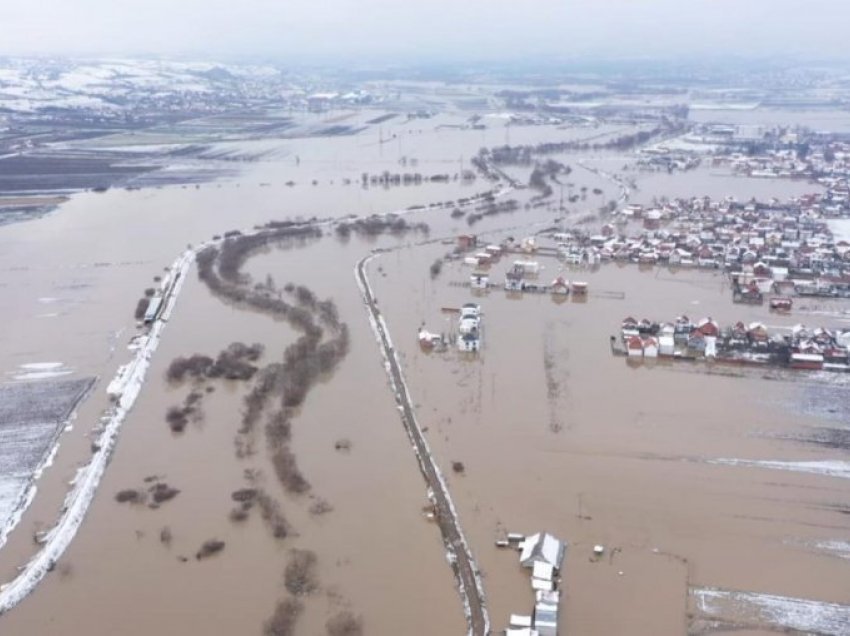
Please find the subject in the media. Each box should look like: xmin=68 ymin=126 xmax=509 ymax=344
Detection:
xmin=0 ymin=0 xmax=846 ymax=63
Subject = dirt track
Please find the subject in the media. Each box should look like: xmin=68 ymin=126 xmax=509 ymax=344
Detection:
xmin=356 ymin=252 xmax=489 ymax=635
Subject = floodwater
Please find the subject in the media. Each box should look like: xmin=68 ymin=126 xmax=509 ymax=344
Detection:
xmin=0 ymin=105 xmax=847 ymax=635
xmin=371 ymin=245 xmax=850 ymax=634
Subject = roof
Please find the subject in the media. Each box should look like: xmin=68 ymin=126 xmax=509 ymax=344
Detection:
xmin=520 ymin=533 xmax=565 ymax=569
xmin=143 ymin=296 xmax=163 ymax=322
xmin=510 ymin=615 xmax=533 ymax=628
xmin=532 ymin=561 xmax=554 ymax=581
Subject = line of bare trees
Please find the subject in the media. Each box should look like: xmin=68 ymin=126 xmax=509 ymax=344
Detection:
xmin=196 ymin=225 xmax=357 ymax=635
xmin=334 ymin=214 xmax=429 ymax=240
xmin=475 ymin=120 xmax=685 ymax=168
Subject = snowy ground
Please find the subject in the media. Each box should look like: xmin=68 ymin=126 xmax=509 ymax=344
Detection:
xmin=829 ymin=219 xmax=850 ymax=243
xmin=707 ymin=458 xmax=850 ymax=480
xmin=693 ymin=587 xmax=850 ymax=635
xmin=0 ymin=378 xmax=94 ymax=549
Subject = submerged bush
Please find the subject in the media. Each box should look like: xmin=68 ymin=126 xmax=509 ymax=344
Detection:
xmin=115 ymin=489 xmax=144 ymax=504
xmin=284 ymin=549 xmax=318 ymax=596
xmin=326 ymin=611 xmax=363 ymax=636
xmin=166 ymin=355 xmax=214 ymax=382
xmin=271 ymin=447 xmax=310 ymax=494
xmin=195 ymin=539 xmax=226 ymax=560
xmin=149 ymin=483 xmax=180 ymax=504
xmin=165 ymin=406 xmax=191 ymax=432
xmin=263 ymin=598 xmax=303 ymax=636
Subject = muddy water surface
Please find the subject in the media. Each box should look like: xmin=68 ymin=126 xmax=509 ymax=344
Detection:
xmin=1 ymin=103 xmax=847 ymax=636
xmin=372 ymin=243 xmax=850 ymax=634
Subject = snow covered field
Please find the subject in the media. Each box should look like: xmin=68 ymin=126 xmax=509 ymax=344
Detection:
xmin=694 ymin=587 xmax=850 ymax=635
xmin=0 ymin=378 xmax=94 ymax=549
xmin=0 ymin=58 xmax=280 ymax=115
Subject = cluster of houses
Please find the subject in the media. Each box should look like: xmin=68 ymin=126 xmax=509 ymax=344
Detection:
xmin=713 ymin=141 xmax=850 ymax=183
xmin=549 ymin=194 xmax=850 ymax=299
xmin=618 ymin=315 xmax=850 ymax=371
xmin=457 ymin=235 xmax=590 ymax=296
xmin=499 ymin=532 xmax=566 ymax=636
xmin=470 ymin=266 xmax=588 ymax=297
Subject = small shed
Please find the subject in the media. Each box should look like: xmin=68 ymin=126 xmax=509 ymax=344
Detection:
xmin=510 ymin=615 xmax=533 ymax=628
xmin=143 ymin=296 xmax=163 ymax=324
xmin=470 ymin=273 xmax=489 ymax=289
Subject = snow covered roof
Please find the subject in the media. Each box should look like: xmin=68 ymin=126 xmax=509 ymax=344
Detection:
xmin=520 ymin=533 xmax=565 ymax=570
xmin=510 ymin=615 xmax=533 ymax=628
xmin=532 ymin=561 xmax=554 ymax=581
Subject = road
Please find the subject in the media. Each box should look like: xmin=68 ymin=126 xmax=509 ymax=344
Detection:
xmin=355 ymin=252 xmax=490 ymax=636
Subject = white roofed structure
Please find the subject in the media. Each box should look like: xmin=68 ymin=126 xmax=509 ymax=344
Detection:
xmin=520 ymin=533 xmax=565 ymax=570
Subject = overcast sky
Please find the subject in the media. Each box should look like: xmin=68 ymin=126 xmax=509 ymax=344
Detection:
xmin=1 ymin=0 xmax=847 ymax=64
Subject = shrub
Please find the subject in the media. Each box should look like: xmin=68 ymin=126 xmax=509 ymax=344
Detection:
xmin=134 ymin=297 xmax=151 ymax=320
xmin=166 ymin=406 xmax=190 ymax=432
xmin=326 ymin=611 xmax=363 ymax=636
xmin=284 ymin=549 xmax=318 ymax=596
xmin=195 ymin=539 xmax=225 ymax=560
xmin=115 ymin=489 xmax=144 ymax=504
xmin=149 ymin=483 xmax=180 ymax=504
xmin=231 ymin=488 xmax=258 ymax=503
xmin=271 ymin=447 xmax=310 ymax=494
xmin=263 ymin=598 xmax=303 ymax=636
xmin=166 ymin=355 xmax=214 ymax=382
xmin=309 ymin=498 xmax=333 ymax=515
xmin=256 ymin=491 xmax=289 ymax=539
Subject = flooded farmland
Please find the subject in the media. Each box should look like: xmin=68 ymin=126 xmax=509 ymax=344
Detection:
xmin=370 ymin=243 xmax=850 ymax=634
xmin=0 ymin=92 xmax=848 ymax=636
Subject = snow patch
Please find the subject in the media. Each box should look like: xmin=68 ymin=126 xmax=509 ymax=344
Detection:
xmin=708 ymin=458 xmax=850 ymax=480
xmin=0 ymin=250 xmax=194 ymax=613
xmin=693 ymin=586 xmax=850 ymax=635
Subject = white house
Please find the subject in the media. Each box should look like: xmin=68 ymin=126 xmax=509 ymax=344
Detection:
xmin=457 ymin=332 xmax=480 ymax=352
xmin=514 ymin=260 xmax=542 ymax=277
xmin=626 ymin=335 xmax=643 ymax=357
xmin=470 ymin=272 xmax=489 ymax=289
xmin=643 ymin=336 xmax=659 ymax=358
xmin=519 ymin=533 xmax=565 ymax=571
xmin=506 ymin=267 xmax=524 ymax=291
xmin=460 ymin=303 xmax=481 ymax=319
xmin=659 ymin=335 xmax=675 ymax=356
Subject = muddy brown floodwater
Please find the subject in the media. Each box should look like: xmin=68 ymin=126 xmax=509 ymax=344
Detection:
xmin=372 ymin=245 xmax=850 ymax=634
xmin=0 ymin=105 xmax=847 ymax=635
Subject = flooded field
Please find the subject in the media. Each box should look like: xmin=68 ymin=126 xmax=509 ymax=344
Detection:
xmin=0 ymin=99 xmax=847 ymax=636
xmin=370 ymin=245 xmax=850 ymax=634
